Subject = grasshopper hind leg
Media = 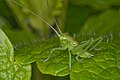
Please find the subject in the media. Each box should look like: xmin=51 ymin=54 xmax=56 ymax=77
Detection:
xmin=89 ymin=36 xmax=103 ymax=51
xmin=75 ymin=37 xmax=103 ymax=61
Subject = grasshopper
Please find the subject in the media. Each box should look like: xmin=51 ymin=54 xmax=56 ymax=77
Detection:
xmin=11 ymin=0 xmax=103 ymax=70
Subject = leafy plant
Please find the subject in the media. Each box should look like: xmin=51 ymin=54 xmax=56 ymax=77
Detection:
xmin=1 ymin=26 xmax=120 ymax=79
xmin=14 ymin=34 xmax=120 ymax=80
xmin=0 ymin=0 xmax=120 ymax=80
xmin=0 ymin=22 xmax=119 ymax=79
xmin=0 ymin=29 xmax=31 ymax=80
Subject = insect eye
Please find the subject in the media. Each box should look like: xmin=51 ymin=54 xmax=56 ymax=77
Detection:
xmin=72 ymin=43 xmax=76 ymax=46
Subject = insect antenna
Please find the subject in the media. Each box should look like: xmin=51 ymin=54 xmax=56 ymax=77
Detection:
xmin=45 ymin=0 xmax=62 ymax=34
xmin=10 ymin=0 xmax=60 ymax=37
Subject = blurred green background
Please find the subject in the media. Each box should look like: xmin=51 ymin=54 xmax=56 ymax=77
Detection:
xmin=1 ymin=0 xmax=120 ymax=80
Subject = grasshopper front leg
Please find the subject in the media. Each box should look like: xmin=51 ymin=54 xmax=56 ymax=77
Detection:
xmin=42 ymin=47 xmax=66 ymax=62
xmin=68 ymin=51 xmax=72 ymax=70
xmin=42 ymin=47 xmax=72 ymax=70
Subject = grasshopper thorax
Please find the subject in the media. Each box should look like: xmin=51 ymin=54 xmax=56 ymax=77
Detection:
xmin=60 ymin=33 xmax=79 ymax=50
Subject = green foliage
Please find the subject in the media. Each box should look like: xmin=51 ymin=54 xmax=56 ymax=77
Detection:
xmin=65 ymin=0 xmax=120 ymax=35
xmin=0 ymin=0 xmax=120 ymax=80
xmin=0 ymin=29 xmax=31 ymax=80
xmin=0 ymin=0 xmax=10 ymax=17
xmin=70 ymin=0 xmax=120 ymax=10
xmin=14 ymin=35 xmax=120 ymax=79
xmin=0 ymin=15 xmax=36 ymax=44
xmin=71 ymin=43 xmax=120 ymax=80
xmin=15 ymin=38 xmax=59 ymax=64
xmin=6 ymin=0 xmax=67 ymax=36
xmin=80 ymin=9 xmax=120 ymax=34
xmin=65 ymin=6 xmax=91 ymax=34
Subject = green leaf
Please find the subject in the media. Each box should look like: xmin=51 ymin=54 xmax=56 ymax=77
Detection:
xmin=15 ymin=38 xmax=59 ymax=64
xmin=15 ymin=38 xmax=74 ymax=76
xmin=70 ymin=43 xmax=120 ymax=80
xmin=80 ymin=9 xmax=120 ymax=34
xmin=15 ymin=38 xmax=75 ymax=76
xmin=36 ymin=51 xmax=70 ymax=76
xmin=0 ymin=29 xmax=31 ymax=80
xmin=70 ymin=0 xmax=120 ymax=10
xmin=36 ymin=50 xmax=76 ymax=76
xmin=15 ymin=34 xmax=120 ymax=79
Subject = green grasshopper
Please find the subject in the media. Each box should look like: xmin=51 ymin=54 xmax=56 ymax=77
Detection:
xmin=11 ymin=0 xmax=103 ymax=70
